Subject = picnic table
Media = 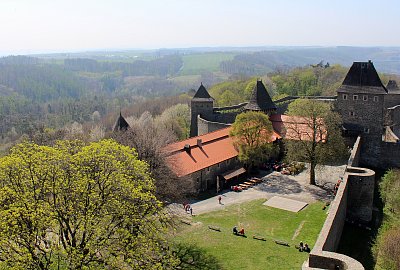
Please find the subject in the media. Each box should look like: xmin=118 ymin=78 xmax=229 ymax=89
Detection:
xmin=238 ymin=183 xmax=250 ymax=189
xmin=251 ymin=177 xmax=263 ymax=183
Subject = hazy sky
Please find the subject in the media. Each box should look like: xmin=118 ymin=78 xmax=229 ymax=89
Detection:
xmin=0 ymin=0 xmax=399 ymax=54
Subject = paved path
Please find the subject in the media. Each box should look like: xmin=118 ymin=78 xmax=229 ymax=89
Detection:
xmin=173 ymin=164 xmax=346 ymax=216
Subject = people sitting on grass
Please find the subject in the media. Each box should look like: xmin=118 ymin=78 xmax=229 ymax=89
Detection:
xmin=239 ymin=227 xmax=245 ymax=236
xmin=233 ymin=226 xmax=238 ymax=235
xmin=299 ymin=241 xmax=304 ymax=251
xmin=304 ymin=243 xmax=310 ymax=252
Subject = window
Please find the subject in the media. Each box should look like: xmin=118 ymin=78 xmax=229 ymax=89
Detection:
xmin=353 ymin=95 xmax=358 ymax=100
xmin=374 ymin=96 xmax=379 ymax=102
xmin=217 ymin=163 xmax=220 ymax=168
xmin=363 ymin=95 xmax=368 ymax=101
xmin=207 ymin=167 xmax=210 ymax=172
xmin=349 ymin=111 xmax=355 ymax=116
xmin=364 ymin=128 xmax=370 ymax=134
xmin=343 ymin=94 xmax=348 ymax=100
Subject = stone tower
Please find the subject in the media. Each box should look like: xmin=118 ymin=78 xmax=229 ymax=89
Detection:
xmin=244 ymin=79 xmax=277 ymax=114
xmin=190 ymin=83 xmax=214 ymax=137
xmin=336 ymin=60 xmax=387 ymax=165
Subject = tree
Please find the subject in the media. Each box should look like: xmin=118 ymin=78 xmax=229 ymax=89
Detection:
xmin=284 ymin=99 xmax=347 ymax=185
xmin=112 ymin=111 xmax=193 ymax=200
xmin=230 ymin=111 xmax=278 ymax=169
xmin=0 ymin=139 xmax=177 ymax=269
xmin=373 ymin=169 xmax=400 ymax=270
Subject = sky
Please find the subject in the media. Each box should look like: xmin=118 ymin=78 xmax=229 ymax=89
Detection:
xmin=0 ymin=0 xmax=399 ymax=55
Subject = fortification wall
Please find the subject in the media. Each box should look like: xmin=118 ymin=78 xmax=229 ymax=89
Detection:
xmin=376 ymin=141 xmax=400 ymax=168
xmin=213 ymin=112 xmax=238 ymax=124
xmin=304 ymin=137 xmax=373 ymax=270
xmin=197 ymin=115 xmax=231 ymax=136
xmin=213 ymin=102 xmax=247 ymax=112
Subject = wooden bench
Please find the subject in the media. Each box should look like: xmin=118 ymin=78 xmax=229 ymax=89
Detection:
xmin=181 ymin=220 xmax=191 ymax=225
xmin=244 ymin=181 xmax=254 ymax=186
xmin=253 ymin=235 xmax=266 ymax=241
xmin=238 ymin=184 xmax=250 ymax=189
xmin=275 ymin=240 xmax=290 ymax=247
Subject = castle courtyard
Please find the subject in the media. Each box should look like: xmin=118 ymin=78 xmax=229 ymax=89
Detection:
xmin=174 ymin=164 xmax=346 ymax=216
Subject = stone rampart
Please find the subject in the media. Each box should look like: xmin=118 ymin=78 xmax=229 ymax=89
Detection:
xmin=197 ymin=115 xmax=231 ymax=136
xmin=304 ymin=136 xmax=374 ymax=270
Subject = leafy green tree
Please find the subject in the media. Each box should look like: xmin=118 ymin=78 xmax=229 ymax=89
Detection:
xmin=0 ymin=139 xmax=177 ymax=269
xmin=373 ymin=169 xmax=400 ymax=270
xmin=230 ymin=111 xmax=278 ymax=168
xmin=284 ymin=99 xmax=347 ymax=185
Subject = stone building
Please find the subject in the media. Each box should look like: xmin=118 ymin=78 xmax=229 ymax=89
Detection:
xmin=190 ymin=79 xmax=278 ymax=137
xmin=336 ymin=61 xmax=400 ymax=168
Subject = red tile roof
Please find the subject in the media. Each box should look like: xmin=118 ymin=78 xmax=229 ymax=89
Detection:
xmin=164 ymin=126 xmax=280 ymax=177
xmin=164 ymin=114 xmax=324 ymax=177
xmin=270 ymin=114 xmax=326 ymax=141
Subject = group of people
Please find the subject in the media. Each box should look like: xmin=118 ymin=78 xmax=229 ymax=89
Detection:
xmin=232 ymin=226 xmax=245 ymax=236
xmin=298 ymin=241 xmax=310 ymax=252
xmin=183 ymin=203 xmax=193 ymax=215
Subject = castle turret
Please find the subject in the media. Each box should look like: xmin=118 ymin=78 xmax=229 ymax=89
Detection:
xmin=190 ymin=83 xmax=214 ymax=137
xmin=336 ymin=60 xmax=387 ymax=165
xmin=386 ymin=80 xmax=400 ymax=94
xmin=113 ymin=112 xmax=130 ymax=132
xmin=244 ymin=80 xmax=276 ymax=115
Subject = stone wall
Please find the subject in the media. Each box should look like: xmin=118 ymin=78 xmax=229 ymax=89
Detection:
xmin=190 ymin=157 xmax=240 ymax=193
xmin=197 ymin=115 xmax=231 ymax=136
xmin=384 ymin=93 xmax=400 ymax=109
xmin=190 ymin=99 xmax=214 ymax=137
xmin=337 ymin=92 xmax=386 ymax=167
xmin=376 ymin=141 xmax=400 ymax=168
xmin=304 ymin=137 xmax=374 ymax=270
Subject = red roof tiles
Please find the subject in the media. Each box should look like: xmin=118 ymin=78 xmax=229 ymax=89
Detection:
xmin=164 ymin=114 xmax=324 ymax=177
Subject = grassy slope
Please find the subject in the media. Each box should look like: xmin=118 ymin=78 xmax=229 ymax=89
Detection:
xmin=174 ymin=199 xmax=327 ymax=269
xmin=180 ymin=53 xmax=236 ymax=75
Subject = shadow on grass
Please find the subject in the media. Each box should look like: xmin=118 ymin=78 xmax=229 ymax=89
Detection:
xmin=173 ymin=243 xmax=223 ymax=270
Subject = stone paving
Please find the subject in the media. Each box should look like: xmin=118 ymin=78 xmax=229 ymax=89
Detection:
xmin=174 ymin=164 xmax=346 ymax=216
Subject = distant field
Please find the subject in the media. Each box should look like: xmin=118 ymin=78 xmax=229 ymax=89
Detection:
xmin=168 ymin=75 xmax=201 ymax=89
xmin=173 ymin=199 xmax=327 ymax=269
xmin=180 ymin=52 xmax=236 ymax=75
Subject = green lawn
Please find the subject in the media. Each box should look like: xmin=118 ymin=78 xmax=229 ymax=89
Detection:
xmin=174 ymin=199 xmax=327 ymax=269
xmin=180 ymin=53 xmax=236 ymax=75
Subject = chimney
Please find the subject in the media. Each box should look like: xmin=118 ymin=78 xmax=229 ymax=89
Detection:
xmin=183 ymin=144 xmax=191 ymax=154
xmin=197 ymin=139 xmax=202 ymax=147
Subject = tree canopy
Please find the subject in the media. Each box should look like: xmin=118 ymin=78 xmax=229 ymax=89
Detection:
xmin=284 ymin=99 xmax=347 ymax=185
xmin=230 ymin=111 xmax=278 ymax=168
xmin=0 ymin=139 xmax=176 ymax=269
xmin=374 ymin=169 xmax=400 ymax=270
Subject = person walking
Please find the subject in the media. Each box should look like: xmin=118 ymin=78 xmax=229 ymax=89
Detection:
xmin=218 ymin=195 xmax=222 ymax=204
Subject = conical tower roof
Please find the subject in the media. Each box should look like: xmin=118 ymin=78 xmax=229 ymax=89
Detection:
xmin=338 ymin=61 xmax=387 ymax=94
xmin=387 ymin=80 xmax=400 ymax=94
xmin=113 ymin=112 xmax=130 ymax=131
xmin=244 ymin=80 xmax=276 ymax=113
xmin=192 ymin=83 xmax=213 ymax=101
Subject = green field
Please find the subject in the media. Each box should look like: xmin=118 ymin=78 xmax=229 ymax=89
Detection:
xmin=180 ymin=52 xmax=236 ymax=75
xmin=174 ymin=199 xmax=327 ymax=269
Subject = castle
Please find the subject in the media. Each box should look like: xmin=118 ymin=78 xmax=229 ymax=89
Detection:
xmin=137 ymin=61 xmax=400 ymax=269
xmin=190 ymin=60 xmax=400 ymax=169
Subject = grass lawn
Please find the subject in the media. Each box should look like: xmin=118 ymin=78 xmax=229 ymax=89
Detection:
xmin=173 ymin=199 xmax=327 ymax=269
xmin=180 ymin=53 xmax=236 ymax=75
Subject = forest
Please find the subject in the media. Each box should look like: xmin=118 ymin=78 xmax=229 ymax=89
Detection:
xmin=0 ymin=47 xmax=399 ymax=153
